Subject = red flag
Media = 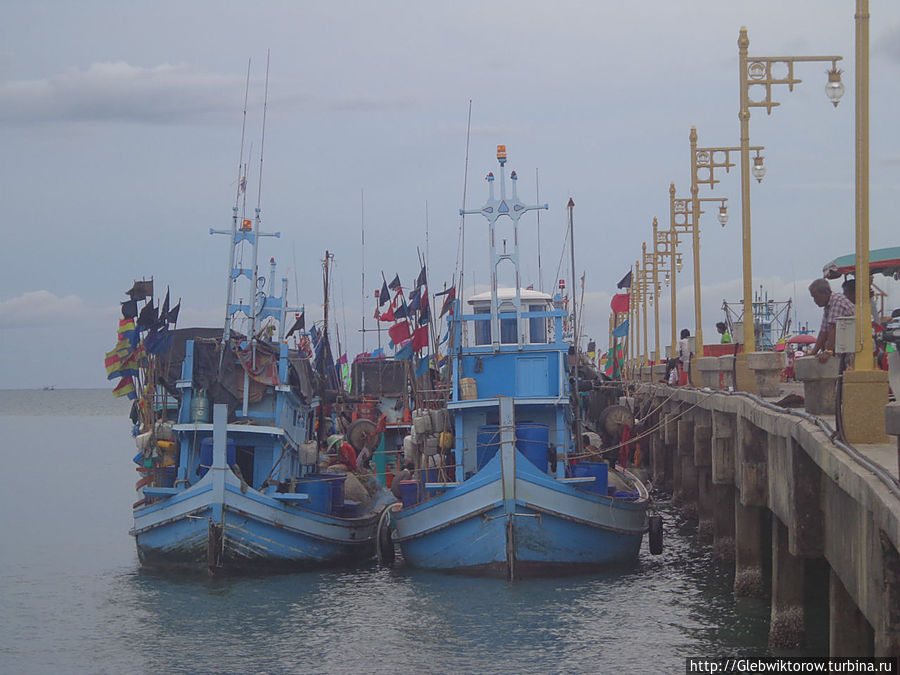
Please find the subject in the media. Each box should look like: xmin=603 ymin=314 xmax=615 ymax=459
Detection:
xmin=379 ymin=304 xmax=395 ymax=322
xmin=411 ymin=324 xmax=429 ymax=351
xmin=389 ymin=322 xmax=411 ymax=345
xmin=610 ymin=293 xmax=630 ymax=314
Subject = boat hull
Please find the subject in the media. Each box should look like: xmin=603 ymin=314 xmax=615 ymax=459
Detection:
xmin=393 ymin=453 xmax=647 ymax=578
xmin=132 ymin=471 xmax=380 ymax=573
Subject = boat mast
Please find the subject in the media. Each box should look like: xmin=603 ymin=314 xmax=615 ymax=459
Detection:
xmin=568 ymin=197 xmax=583 ymax=457
xmin=223 ymin=59 xmax=251 ymax=346
xmin=460 ymin=145 xmax=547 ymax=351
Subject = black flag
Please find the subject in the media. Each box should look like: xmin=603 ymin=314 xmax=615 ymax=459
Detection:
xmin=137 ymin=301 xmax=158 ymax=331
xmin=167 ymin=301 xmax=181 ymax=325
xmin=379 ymin=280 xmax=390 ymax=306
xmin=616 ymin=270 xmax=633 ymax=289
xmin=415 ymin=265 xmax=427 ymax=289
xmin=127 ymin=279 xmax=153 ymax=300
xmin=286 ymin=312 xmax=305 ymax=338
xmin=121 ymin=299 xmax=138 ymax=319
xmin=388 ymin=274 xmax=401 ymax=291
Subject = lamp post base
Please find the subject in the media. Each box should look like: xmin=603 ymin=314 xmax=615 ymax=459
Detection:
xmin=734 ymin=351 xmax=755 ymax=394
xmin=841 ymin=369 xmax=890 ymax=445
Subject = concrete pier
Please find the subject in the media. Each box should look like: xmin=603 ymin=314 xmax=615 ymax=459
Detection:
xmin=770 ymin=517 xmax=805 ymax=648
xmin=635 ymin=382 xmax=900 ymax=657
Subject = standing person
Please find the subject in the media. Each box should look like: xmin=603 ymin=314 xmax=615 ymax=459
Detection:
xmin=808 ymin=278 xmax=855 ymax=365
xmin=716 ymin=321 xmax=732 ymax=344
xmin=676 ymin=329 xmax=693 ymax=385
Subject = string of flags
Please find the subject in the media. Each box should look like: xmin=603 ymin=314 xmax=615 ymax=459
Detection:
xmin=372 ymin=264 xmax=456 ymax=366
xmin=105 ymin=279 xmax=181 ymax=399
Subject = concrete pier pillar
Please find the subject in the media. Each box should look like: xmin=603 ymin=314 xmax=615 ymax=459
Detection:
xmin=697 ymin=467 xmax=713 ymax=539
xmin=734 ymin=494 xmax=766 ymax=597
xmin=672 ymin=441 xmax=684 ymax=506
xmin=680 ymin=455 xmax=698 ymax=520
xmin=650 ymin=429 xmax=666 ymax=488
xmin=875 ymin=531 xmax=900 ymax=657
xmin=747 ymin=351 xmax=785 ymax=398
xmin=830 ymin=568 xmax=873 ymax=657
xmin=770 ymin=518 xmax=805 ymax=649
xmin=677 ymin=419 xmax=694 ymax=456
xmin=793 ymin=355 xmax=839 ymax=415
xmin=712 ymin=483 xmax=735 ymax=562
xmin=737 ymin=420 xmax=768 ymax=507
xmin=711 ymin=411 xmax=735 ymax=485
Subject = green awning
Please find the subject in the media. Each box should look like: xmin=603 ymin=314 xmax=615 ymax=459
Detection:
xmin=822 ymin=246 xmax=900 ymax=279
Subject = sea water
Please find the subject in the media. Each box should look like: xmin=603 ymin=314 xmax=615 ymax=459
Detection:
xmin=0 ymin=389 xmax=808 ymax=674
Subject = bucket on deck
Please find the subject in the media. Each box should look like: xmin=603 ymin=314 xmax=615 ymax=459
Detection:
xmin=398 ymin=480 xmax=419 ymax=508
xmin=572 ymin=461 xmax=609 ymax=494
xmin=197 ymin=437 xmax=236 ymax=479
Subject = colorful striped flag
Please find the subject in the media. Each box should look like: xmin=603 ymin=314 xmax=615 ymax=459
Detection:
xmin=112 ymin=376 xmax=137 ymax=399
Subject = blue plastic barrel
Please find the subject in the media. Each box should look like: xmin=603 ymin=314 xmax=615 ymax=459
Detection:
xmin=398 ymin=480 xmax=419 ymax=508
xmin=572 ymin=461 xmax=609 ymax=494
xmin=295 ymin=475 xmax=333 ymax=514
xmin=476 ymin=425 xmax=501 ymax=470
xmin=198 ymin=438 xmax=236 ymax=479
xmin=516 ymin=423 xmax=549 ymax=473
xmin=323 ymin=473 xmax=346 ymax=511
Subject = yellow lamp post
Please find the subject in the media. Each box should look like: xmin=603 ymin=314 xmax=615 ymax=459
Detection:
xmin=670 ymin=176 xmax=728 ymax=359
xmin=737 ymin=27 xmax=843 ymax=356
xmin=641 ymin=241 xmax=660 ymax=366
xmin=842 ymin=0 xmax=889 ymax=445
xmin=651 ymin=216 xmax=678 ymax=361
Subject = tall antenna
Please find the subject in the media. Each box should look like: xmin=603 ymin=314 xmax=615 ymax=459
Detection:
xmin=361 ymin=188 xmax=366 ymax=353
xmin=425 ymin=200 xmax=430 ymax=290
xmin=567 ymin=197 xmax=583 ymax=457
xmin=256 ymin=49 xmax=270 ymax=211
xmin=459 ymin=100 xmax=472 ymax=341
xmin=235 ymin=59 xmax=251 ymax=209
xmin=536 ymin=167 xmax=543 ymax=293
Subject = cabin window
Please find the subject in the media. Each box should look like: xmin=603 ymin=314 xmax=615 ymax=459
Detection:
xmin=528 ymin=304 xmax=547 ymax=343
xmin=499 ymin=302 xmax=517 ymax=344
xmin=474 ymin=307 xmax=491 ymax=345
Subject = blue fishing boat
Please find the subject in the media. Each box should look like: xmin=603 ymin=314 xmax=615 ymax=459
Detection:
xmin=390 ymin=146 xmax=655 ymax=578
xmin=120 ymin=197 xmax=390 ymax=574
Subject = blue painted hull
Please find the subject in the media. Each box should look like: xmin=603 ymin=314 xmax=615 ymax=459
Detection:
xmin=132 ymin=470 xmax=380 ymax=572
xmin=393 ymin=452 xmax=647 ymax=578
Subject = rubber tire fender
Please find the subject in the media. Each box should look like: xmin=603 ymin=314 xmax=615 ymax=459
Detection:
xmin=377 ymin=516 xmax=395 ymax=566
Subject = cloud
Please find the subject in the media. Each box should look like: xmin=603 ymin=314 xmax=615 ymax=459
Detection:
xmin=0 ymin=61 xmax=242 ymax=126
xmin=0 ymin=290 xmax=104 ymax=328
xmin=874 ymin=23 xmax=900 ymax=64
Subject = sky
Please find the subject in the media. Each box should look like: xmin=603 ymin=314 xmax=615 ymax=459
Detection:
xmin=1 ymin=0 xmax=899 ymax=388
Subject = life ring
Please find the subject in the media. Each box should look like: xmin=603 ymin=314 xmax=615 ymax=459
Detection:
xmin=648 ymin=514 xmax=664 ymax=555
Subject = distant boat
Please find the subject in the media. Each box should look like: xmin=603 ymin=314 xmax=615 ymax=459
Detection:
xmin=389 ymin=146 xmax=659 ymax=579
xmin=42 ymin=385 xmax=56 ymax=391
